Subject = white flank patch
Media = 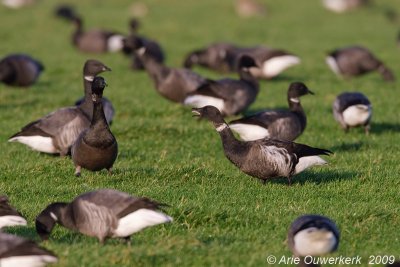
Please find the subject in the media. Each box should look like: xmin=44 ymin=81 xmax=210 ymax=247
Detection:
xmin=216 ymin=123 xmax=228 ymax=132
xmin=295 ymin=156 xmax=327 ymax=174
xmin=326 ymin=56 xmax=341 ymax=76
xmin=294 ymin=227 xmax=337 ymax=256
xmin=183 ymin=95 xmax=225 ymax=113
xmin=0 ymin=255 xmax=58 ymax=267
xmin=260 ymin=145 xmax=291 ymax=175
xmin=107 ymin=35 xmax=125 ymax=52
xmin=113 ymin=209 xmax=173 ymax=238
xmin=84 ymin=75 xmax=94 ymax=82
xmin=342 ymin=105 xmax=371 ymax=127
xmin=2 ymin=0 xmax=30 ymax=9
xmin=322 ymin=0 xmax=349 ymax=13
xmin=8 ymin=136 xmax=57 ymax=154
xmin=262 ymin=55 xmax=300 ymax=78
xmin=229 ymin=123 xmax=269 ymax=141
xmin=0 ymin=215 xmax=27 ymax=229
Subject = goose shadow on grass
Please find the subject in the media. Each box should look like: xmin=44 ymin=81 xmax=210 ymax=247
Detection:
xmin=371 ymin=122 xmax=400 ymax=135
xmin=329 ymin=141 xmax=364 ymax=152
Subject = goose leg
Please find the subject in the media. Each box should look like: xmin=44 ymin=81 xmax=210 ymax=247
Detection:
xmin=364 ymin=124 xmax=370 ymax=135
xmin=107 ymin=167 xmax=113 ymax=175
xmin=122 ymin=236 xmax=131 ymax=246
xmin=287 ymin=176 xmax=292 ymax=186
xmin=75 ymin=166 xmax=81 ymax=177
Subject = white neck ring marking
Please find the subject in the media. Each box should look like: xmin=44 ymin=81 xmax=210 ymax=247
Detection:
xmin=50 ymin=212 xmax=58 ymax=221
xmin=84 ymin=76 xmax=94 ymax=82
xmin=290 ymin=97 xmax=300 ymax=103
xmin=216 ymin=123 xmax=228 ymax=132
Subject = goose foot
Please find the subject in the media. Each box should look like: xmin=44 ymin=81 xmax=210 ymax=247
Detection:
xmin=107 ymin=167 xmax=113 ymax=175
xmin=75 ymin=166 xmax=81 ymax=177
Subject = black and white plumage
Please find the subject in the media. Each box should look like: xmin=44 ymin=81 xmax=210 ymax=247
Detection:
xmin=8 ymin=60 xmax=111 ymax=156
xmin=0 ymin=54 xmax=44 ymax=87
xmin=184 ymin=55 xmax=259 ymax=116
xmin=55 ymin=6 xmax=125 ymax=54
xmin=0 ymin=232 xmax=58 ymax=267
xmin=192 ymin=106 xmax=332 ymax=185
xmin=0 ymin=196 xmax=27 ymax=229
xmin=322 ymin=0 xmax=368 ymax=13
xmin=134 ymin=39 xmax=206 ymax=103
xmin=288 ymin=215 xmax=339 ymax=258
xmin=333 ymin=92 xmax=372 ymax=134
xmin=229 ymin=82 xmax=313 ymax=141
xmin=326 ymin=46 xmax=395 ymax=81
xmin=71 ymin=77 xmax=118 ymax=177
xmin=35 ymin=189 xmax=173 ymax=243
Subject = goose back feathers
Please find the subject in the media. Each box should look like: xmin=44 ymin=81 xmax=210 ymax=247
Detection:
xmin=192 ymin=106 xmax=332 ymax=184
xmin=0 ymin=196 xmax=27 ymax=229
xmin=8 ymin=59 xmax=111 ymax=156
xmin=229 ymin=82 xmax=313 ymax=141
xmin=0 ymin=54 xmax=44 ymax=87
xmin=71 ymin=77 xmax=118 ymax=176
xmin=35 ymin=189 xmax=172 ymax=243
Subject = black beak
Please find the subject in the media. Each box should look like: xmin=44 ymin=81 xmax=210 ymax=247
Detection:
xmin=308 ymin=89 xmax=315 ymax=95
xmin=191 ymin=108 xmax=202 ymax=117
xmin=103 ymin=66 xmax=112 ymax=72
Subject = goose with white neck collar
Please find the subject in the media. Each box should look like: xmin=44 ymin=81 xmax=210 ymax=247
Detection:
xmin=192 ymin=106 xmax=332 ymax=185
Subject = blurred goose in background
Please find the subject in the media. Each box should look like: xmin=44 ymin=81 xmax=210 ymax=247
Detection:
xmin=322 ymin=0 xmax=368 ymax=13
xmin=1 ymin=0 xmax=35 ymax=9
xmin=0 ymin=195 xmax=27 ymax=229
xmin=55 ymin=5 xmax=125 ymax=53
xmin=184 ymin=55 xmax=259 ymax=116
xmin=192 ymin=106 xmax=332 ymax=185
xmin=122 ymin=18 xmax=165 ymax=70
xmin=288 ymin=215 xmax=339 ymax=266
xmin=0 ymin=54 xmax=44 ymax=87
xmin=183 ymin=42 xmax=235 ymax=73
xmin=0 ymin=232 xmax=58 ymax=267
xmin=35 ymin=189 xmax=173 ymax=244
xmin=326 ymin=46 xmax=395 ymax=81
xmin=234 ymin=0 xmax=267 ymax=18
xmin=134 ymin=39 xmax=207 ymax=103
xmin=9 ymin=60 xmax=111 ymax=156
xmin=71 ymin=77 xmax=118 ymax=177
xmin=229 ymin=82 xmax=313 ymax=141
xmin=333 ymin=92 xmax=372 ymax=134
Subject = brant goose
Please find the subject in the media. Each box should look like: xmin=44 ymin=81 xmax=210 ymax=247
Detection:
xmin=183 ymin=42 xmax=236 ymax=73
xmin=0 ymin=196 xmax=27 ymax=229
xmin=134 ymin=39 xmax=207 ymax=103
xmin=333 ymin=92 xmax=372 ymax=134
xmin=192 ymin=106 xmax=332 ymax=185
xmin=56 ymin=6 xmax=125 ymax=53
xmin=184 ymin=55 xmax=259 ymax=116
xmin=8 ymin=60 xmax=111 ymax=156
xmin=0 ymin=54 xmax=44 ymax=87
xmin=0 ymin=233 xmax=58 ymax=267
xmin=322 ymin=0 xmax=368 ymax=13
xmin=35 ymin=189 xmax=173 ymax=244
xmin=229 ymin=82 xmax=313 ymax=141
xmin=122 ymin=18 xmax=165 ymax=70
xmin=71 ymin=77 xmax=118 ymax=177
xmin=288 ymin=215 xmax=339 ymax=262
xmin=326 ymin=46 xmax=394 ymax=81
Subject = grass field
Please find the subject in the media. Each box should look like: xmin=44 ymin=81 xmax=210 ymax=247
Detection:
xmin=1 ymin=0 xmax=400 ymax=266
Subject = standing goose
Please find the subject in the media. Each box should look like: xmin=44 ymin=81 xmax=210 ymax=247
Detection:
xmin=56 ymin=6 xmax=125 ymax=54
xmin=134 ymin=39 xmax=207 ymax=103
xmin=229 ymin=82 xmax=313 ymax=141
xmin=0 ymin=233 xmax=58 ymax=267
xmin=71 ymin=76 xmax=118 ymax=177
xmin=288 ymin=215 xmax=339 ymax=266
xmin=333 ymin=92 xmax=372 ymax=134
xmin=0 ymin=54 xmax=44 ymax=87
xmin=122 ymin=18 xmax=165 ymax=70
xmin=8 ymin=60 xmax=111 ymax=156
xmin=35 ymin=189 xmax=173 ymax=244
xmin=0 ymin=195 xmax=27 ymax=229
xmin=326 ymin=46 xmax=395 ymax=81
xmin=184 ymin=55 xmax=259 ymax=116
xmin=191 ymin=106 xmax=332 ymax=185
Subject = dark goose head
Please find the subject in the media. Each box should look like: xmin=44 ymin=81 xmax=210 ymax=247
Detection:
xmin=288 ymin=82 xmax=314 ymax=101
xmin=83 ymin=59 xmax=111 ymax=78
xmin=192 ymin=105 xmax=225 ymax=124
xmin=35 ymin=202 xmax=68 ymax=241
xmin=91 ymin=76 xmax=107 ymax=101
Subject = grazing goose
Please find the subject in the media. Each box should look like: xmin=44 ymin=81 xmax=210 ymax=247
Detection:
xmin=0 ymin=233 xmax=58 ymax=267
xmin=184 ymin=55 xmax=259 ymax=116
xmin=288 ymin=215 xmax=339 ymax=266
xmin=229 ymin=82 xmax=313 ymax=141
xmin=71 ymin=77 xmax=118 ymax=177
xmin=226 ymin=46 xmax=301 ymax=80
xmin=326 ymin=46 xmax=394 ymax=81
xmin=183 ymin=42 xmax=236 ymax=73
xmin=122 ymin=18 xmax=165 ymax=70
xmin=333 ymin=92 xmax=372 ymax=134
xmin=0 ymin=54 xmax=44 ymax=87
xmin=134 ymin=39 xmax=207 ymax=103
xmin=35 ymin=189 xmax=173 ymax=244
xmin=192 ymin=106 xmax=332 ymax=184
xmin=8 ymin=60 xmax=111 ymax=156
xmin=0 ymin=196 xmax=27 ymax=229
xmin=56 ymin=6 xmax=125 ymax=54
xmin=322 ymin=0 xmax=368 ymax=13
